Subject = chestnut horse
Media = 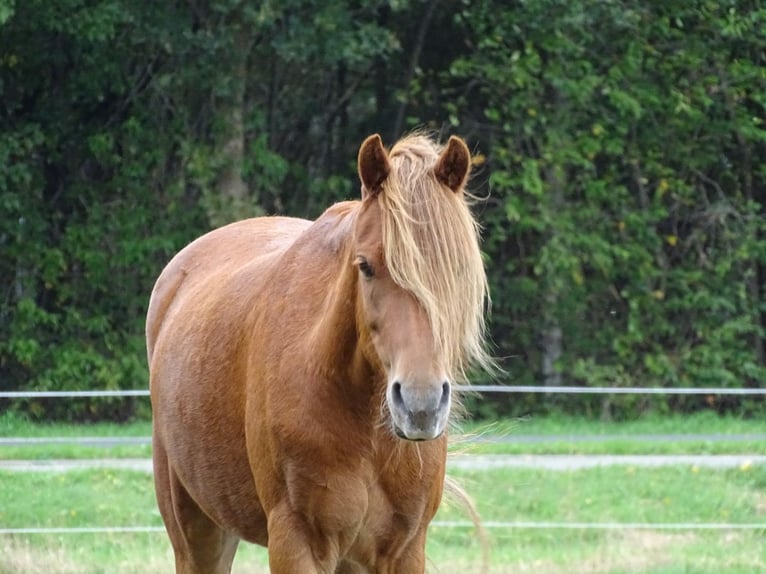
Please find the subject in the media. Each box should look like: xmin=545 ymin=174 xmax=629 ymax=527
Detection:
xmin=146 ymin=133 xmax=492 ymax=573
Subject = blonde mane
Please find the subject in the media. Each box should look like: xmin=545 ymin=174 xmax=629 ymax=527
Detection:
xmin=377 ymin=134 xmax=494 ymax=384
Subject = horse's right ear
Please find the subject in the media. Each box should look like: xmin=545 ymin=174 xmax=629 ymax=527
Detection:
xmin=434 ymin=135 xmax=471 ymax=193
xmin=358 ymin=134 xmax=391 ymax=199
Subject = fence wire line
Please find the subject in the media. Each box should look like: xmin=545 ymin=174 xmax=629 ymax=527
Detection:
xmin=0 ymin=390 xmax=150 ymax=398
xmin=0 ymin=437 xmax=152 ymax=446
xmin=1 ymin=522 xmax=764 ymax=535
xmin=466 ymin=385 xmax=766 ymax=395
xmin=2 ymin=386 xmax=766 ymax=399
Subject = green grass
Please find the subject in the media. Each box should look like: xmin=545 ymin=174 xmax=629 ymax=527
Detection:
xmin=1 ymin=464 xmax=764 ymax=573
xmin=430 ymin=464 xmax=766 ymax=573
xmin=452 ymin=437 xmax=766 ymax=456
xmin=0 ymin=413 xmax=152 ymax=437
xmin=1 ymin=411 xmax=764 ymax=571
xmin=2 ymin=411 xmax=764 ymax=459
xmin=0 ymin=444 xmax=153 ymax=460
xmin=466 ymin=410 xmax=764 ymax=435
xmin=452 ymin=411 xmax=766 ymax=456
xmin=0 ymin=413 xmax=153 ymax=459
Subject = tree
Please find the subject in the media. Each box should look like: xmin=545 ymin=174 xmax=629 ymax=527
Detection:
xmin=1 ymin=0 xmax=763 ymax=420
xmin=446 ymin=0 xmax=766 ymax=416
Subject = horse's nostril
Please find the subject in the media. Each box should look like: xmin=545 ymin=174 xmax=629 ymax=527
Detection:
xmin=391 ymin=381 xmax=404 ymax=408
xmin=440 ymin=381 xmax=451 ymax=408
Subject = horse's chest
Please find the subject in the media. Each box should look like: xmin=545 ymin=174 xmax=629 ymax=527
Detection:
xmin=277 ymin=460 xmax=436 ymax=563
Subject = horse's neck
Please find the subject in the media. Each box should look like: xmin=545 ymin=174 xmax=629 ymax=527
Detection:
xmin=306 ymin=245 xmax=371 ymax=374
xmin=290 ymin=220 xmax=382 ymax=412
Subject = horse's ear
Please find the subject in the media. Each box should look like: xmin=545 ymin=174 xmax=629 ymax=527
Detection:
xmin=358 ymin=134 xmax=391 ymax=198
xmin=434 ymin=135 xmax=471 ymax=193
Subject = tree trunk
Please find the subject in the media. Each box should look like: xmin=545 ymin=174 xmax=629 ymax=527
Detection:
xmin=209 ymin=20 xmax=251 ymax=227
xmin=391 ymin=0 xmax=440 ymax=140
xmin=541 ymin=164 xmax=565 ymax=389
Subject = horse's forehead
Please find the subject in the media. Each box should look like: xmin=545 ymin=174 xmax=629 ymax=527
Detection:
xmin=353 ymin=200 xmax=383 ymax=250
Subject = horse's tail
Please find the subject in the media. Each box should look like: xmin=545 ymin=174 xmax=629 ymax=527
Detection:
xmin=443 ymin=474 xmax=490 ymax=573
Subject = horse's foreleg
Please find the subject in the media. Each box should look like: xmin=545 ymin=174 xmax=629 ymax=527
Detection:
xmin=153 ymin=436 xmax=240 ymax=574
xmin=267 ymin=502 xmax=342 ymax=574
xmin=386 ymin=549 xmax=426 ymax=574
xmin=375 ymin=529 xmax=428 ymax=574
xmin=334 ymin=560 xmax=369 ymax=574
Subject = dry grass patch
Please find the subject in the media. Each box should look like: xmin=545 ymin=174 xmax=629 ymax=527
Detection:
xmin=0 ymin=538 xmax=79 ymax=574
xmin=446 ymin=530 xmax=699 ymax=574
xmin=0 ymin=537 xmax=273 ymax=574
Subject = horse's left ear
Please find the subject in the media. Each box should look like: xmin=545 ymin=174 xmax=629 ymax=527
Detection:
xmin=358 ymin=134 xmax=391 ymax=199
xmin=434 ymin=135 xmax=471 ymax=193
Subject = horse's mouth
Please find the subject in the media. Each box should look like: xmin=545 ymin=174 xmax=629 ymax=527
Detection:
xmin=392 ymin=423 xmax=439 ymax=442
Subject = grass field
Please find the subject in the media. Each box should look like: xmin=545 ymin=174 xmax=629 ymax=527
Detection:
xmin=1 ymin=411 xmax=764 ymax=573
xmin=2 ymin=411 xmax=765 ymax=458
xmin=0 ymin=465 xmax=764 ymax=573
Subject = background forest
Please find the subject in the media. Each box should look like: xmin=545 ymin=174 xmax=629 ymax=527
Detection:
xmin=1 ymin=0 xmax=764 ymax=420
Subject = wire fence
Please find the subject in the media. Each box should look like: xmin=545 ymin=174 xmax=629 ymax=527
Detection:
xmin=1 ymin=521 xmax=764 ymax=536
xmin=1 ymin=385 xmax=765 ymax=536
xmin=3 ymin=385 xmax=766 ymax=398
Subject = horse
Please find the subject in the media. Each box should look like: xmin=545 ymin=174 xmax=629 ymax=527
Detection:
xmin=146 ymin=132 xmax=493 ymax=573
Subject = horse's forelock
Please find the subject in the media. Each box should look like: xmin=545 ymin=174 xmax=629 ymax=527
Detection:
xmin=377 ymin=134 xmax=494 ymax=384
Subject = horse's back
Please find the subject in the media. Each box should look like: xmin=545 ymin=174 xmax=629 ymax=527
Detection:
xmin=146 ymin=216 xmax=310 ymax=360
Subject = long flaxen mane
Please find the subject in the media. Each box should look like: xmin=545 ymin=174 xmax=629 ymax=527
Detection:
xmin=376 ymin=134 xmax=494 ymax=385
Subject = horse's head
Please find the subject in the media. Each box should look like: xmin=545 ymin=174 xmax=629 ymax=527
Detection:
xmin=352 ymin=133 xmax=492 ymax=442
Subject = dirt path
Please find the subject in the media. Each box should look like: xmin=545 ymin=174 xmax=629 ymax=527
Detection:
xmin=1 ymin=454 xmax=764 ymax=473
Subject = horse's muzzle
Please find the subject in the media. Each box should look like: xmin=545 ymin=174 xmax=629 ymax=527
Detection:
xmin=388 ymin=380 xmax=451 ymax=441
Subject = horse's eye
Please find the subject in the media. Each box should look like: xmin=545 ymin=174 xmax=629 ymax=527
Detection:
xmin=357 ymin=258 xmax=375 ymax=278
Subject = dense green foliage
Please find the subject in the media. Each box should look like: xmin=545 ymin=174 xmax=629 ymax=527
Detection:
xmin=1 ymin=1 xmax=764 ymax=420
